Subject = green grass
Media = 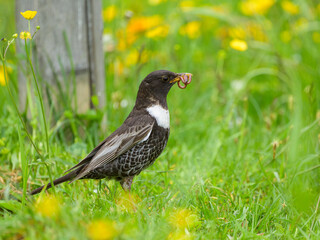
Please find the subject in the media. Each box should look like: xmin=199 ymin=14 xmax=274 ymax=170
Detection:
xmin=1 ymin=0 xmax=320 ymax=239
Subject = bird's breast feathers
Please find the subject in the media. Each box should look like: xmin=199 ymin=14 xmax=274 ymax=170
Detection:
xmin=146 ymin=104 xmax=170 ymax=129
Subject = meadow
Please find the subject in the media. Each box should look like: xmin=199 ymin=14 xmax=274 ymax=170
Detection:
xmin=1 ymin=0 xmax=320 ymax=239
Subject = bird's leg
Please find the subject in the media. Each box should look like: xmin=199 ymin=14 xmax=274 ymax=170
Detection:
xmin=120 ymin=176 xmax=134 ymax=192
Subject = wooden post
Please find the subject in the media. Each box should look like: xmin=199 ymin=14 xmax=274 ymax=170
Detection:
xmin=15 ymin=0 xmax=105 ymax=113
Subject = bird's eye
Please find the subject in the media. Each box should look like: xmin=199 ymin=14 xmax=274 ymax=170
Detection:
xmin=162 ymin=75 xmax=169 ymax=81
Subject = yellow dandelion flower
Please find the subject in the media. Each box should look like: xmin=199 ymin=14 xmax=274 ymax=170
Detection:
xmin=123 ymin=15 xmax=163 ymax=48
xmin=35 ymin=195 xmax=60 ymax=218
xmin=0 ymin=64 xmax=13 ymax=86
xmin=167 ymin=230 xmax=192 ymax=240
xmin=230 ymin=39 xmax=248 ymax=51
xmin=0 ymin=67 xmax=7 ymax=86
xmin=19 ymin=31 xmax=32 ymax=40
xmin=281 ymin=1 xmax=299 ymax=15
xmin=180 ymin=1 xmax=195 ymax=8
xmin=149 ymin=0 xmax=166 ymax=6
xmin=20 ymin=10 xmax=37 ymax=20
xmin=169 ymin=208 xmax=199 ymax=229
xmin=125 ymin=50 xmax=139 ymax=66
xmin=87 ymin=219 xmax=118 ymax=240
xmin=102 ymin=5 xmax=117 ymax=22
xmin=180 ymin=1 xmax=195 ymax=12
xmin=146 ymin=25 xmax=169 ymax=38
xmin=240 ymin=0 xmax=274 ymax=16
xmin=117 ymin=38 xmax=127 ymax=51
xmin=312 ymin=32 xmax=320 ymax=43
xmin=280 ymin=31 xmax=292 ymax=43
xmin=124 ymin=49 xmax=150 ymax=67
xmin=116 ymin=29 xmax=137 ymax=51
xmin=179 ymin=21 xmax=201 ymax=39
xmin=127 ymin=15 xmax=163 ymax=35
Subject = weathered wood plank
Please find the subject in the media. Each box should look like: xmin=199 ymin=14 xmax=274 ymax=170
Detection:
xmin=86 ymin=0 xmax=105 ymax=110
xmin=15 ymin=0 xmax=105 ymax=113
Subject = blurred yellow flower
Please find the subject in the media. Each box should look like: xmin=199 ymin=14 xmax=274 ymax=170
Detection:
xmin=87 ymin=219 xmax=118 ymax=240
xmin=180 ymin=1 xmax=195 ymax=8
xmin=240 ymin=0 xmax=274 ymax=16
xmin=0 ymin=67 xmax=7 ymax=86
xmin=1 ymin=64 xmax=13 ymax=86
xmin=146 ymin=25 xmax=169 ymax=38
xmin=230 ymin=39 xmax=248 ymax=51
xmin=35 ymin=195 xmax=60 ymax=217
xmin=102 ymin=5 xmax=117 ymax=22
xmin=280 ymin=30 xmax=292 ymax=43
xmin=312 ymin=32 xmax=320 ymax=43
xmin=180 ymin=1 xmax=195 ymax=11
xmin=120 ymin=15 xmax=164 ymax=49
xmin=20 ymin=31 xmax=31 ymax=40
xmin=127 ymin=15 xmax=163 ymax=35
xmin=117 ymin=38 xmax=127 ymax=51
xmin=125 ymin=50 xmax=139 ymax=66
xmin=116 ymin=28 xmax=137 ymax=51
xmin=125 ymin=50 xmax=150 ymax=66
xmin=167 ymin=230 xmax=193 ymax=240
xmin=169 ymin=208 xmax=199 ymax=229
xmin=149 ymin=0 xmax=166 ymax=5
xmin=281 ymin=1 xmax=299 ymax=15
xmin=228 ymin=24 xmax=267 ymax=42
xmin=20 ymin=10 xmax=37 ymax=20
xmin=179 ymin=21 xmax=201 ymax=39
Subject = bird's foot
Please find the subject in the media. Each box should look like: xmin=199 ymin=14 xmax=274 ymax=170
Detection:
xmin=120 ymin=176 xmax=134 ymax=192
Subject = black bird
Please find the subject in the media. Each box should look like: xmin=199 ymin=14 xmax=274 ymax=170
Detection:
xmin=31 ymin=70 xmax=192 ymax=195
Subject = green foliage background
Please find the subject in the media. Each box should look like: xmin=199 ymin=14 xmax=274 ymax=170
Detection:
xmin=0 ymin=0 xmax=320 ymax=239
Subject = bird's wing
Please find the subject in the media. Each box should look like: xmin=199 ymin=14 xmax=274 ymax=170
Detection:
xmin=64 ymin=138 xmax=109 ymax=174
xmin=69 ymin=121 xmax=154 ymax=182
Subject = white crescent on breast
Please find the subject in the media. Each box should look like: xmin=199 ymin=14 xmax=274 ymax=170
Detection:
xmin=146 ymin=105 xmax=170 ymax=129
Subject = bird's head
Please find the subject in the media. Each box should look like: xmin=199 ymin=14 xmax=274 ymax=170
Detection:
xmin=137 ymin=70 xmax=192 ymax=106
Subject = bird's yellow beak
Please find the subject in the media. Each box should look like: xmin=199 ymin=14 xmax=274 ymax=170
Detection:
xmin=170 ymin=73 xmax=193 ymax=83
xmin=170 ymin=76 xmax=181 ymax=83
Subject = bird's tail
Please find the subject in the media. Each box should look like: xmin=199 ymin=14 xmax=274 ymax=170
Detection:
xmin=30 ymin=171 xmax=77 ymax=195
